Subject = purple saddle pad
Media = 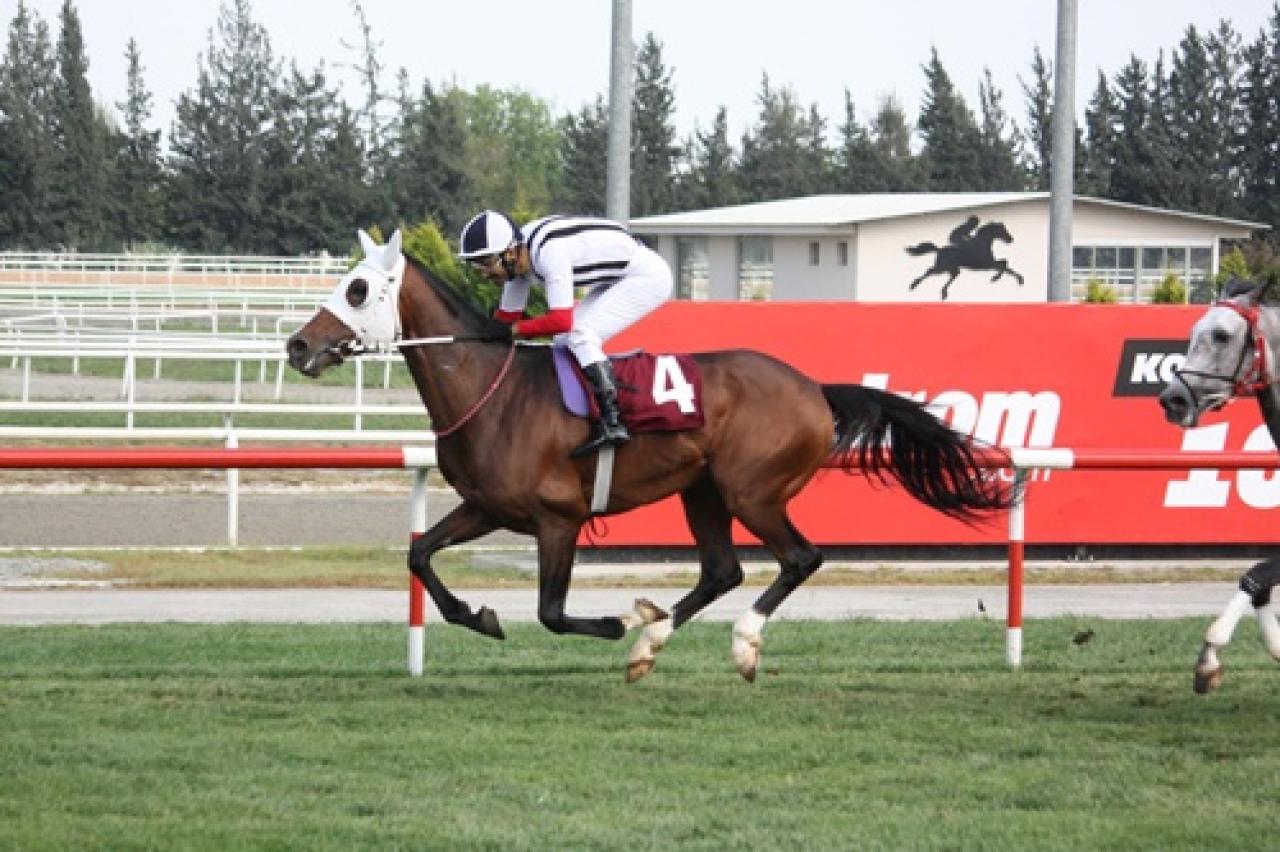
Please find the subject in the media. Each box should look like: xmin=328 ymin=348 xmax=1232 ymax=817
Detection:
xmin=553 ymin=347 xmax=591 ymax=417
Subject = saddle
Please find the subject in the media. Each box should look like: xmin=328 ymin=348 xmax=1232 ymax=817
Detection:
xmin=552 ymin=347 xmax=705 ymax=432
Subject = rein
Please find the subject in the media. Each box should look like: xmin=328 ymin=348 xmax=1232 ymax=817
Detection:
xmin=1173 ymin=299 xmax=1275 ymax=407
xmin=430 ymin=342 xmax=518 ymax=439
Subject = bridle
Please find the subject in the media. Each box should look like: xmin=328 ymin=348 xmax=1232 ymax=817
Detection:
xmin=317 ymin=254 xmax=519 ymax=438
xmin=1172 ymin=299 xmax=1274 ymax=410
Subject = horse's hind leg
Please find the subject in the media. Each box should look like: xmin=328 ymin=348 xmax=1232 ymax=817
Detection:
xmin=534 ymin=518 xmax=628 ymax=640
xmin=408 ymin=500 xmax=505 ymax=640
xmin=728 ymin=504 xmax=822 ymax=682
xmin=625 ymin=476 xmax=745 ymax=683
xmin=1197 ymin=558 xmax=1280 ymax=694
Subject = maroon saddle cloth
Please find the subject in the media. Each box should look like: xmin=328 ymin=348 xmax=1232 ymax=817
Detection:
xmin=552 ymin=347 xmax=705 ymax=432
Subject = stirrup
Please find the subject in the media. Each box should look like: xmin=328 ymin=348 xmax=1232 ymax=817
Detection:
xmin=571 ymin=423 xmax=630 ymax=458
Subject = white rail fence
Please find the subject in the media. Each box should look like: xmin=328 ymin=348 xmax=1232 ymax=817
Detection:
xmin=0 ymin=250 xmax=348 ymax=290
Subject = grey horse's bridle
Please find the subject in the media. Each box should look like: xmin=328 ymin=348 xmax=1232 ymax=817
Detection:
xmin=1171 ymin=299 xmax=1273 ymax=412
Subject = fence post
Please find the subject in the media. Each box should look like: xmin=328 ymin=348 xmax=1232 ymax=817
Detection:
xmin=408 ymin=466 xmax=429 ymax=676
xmin=1006 ymin=467 xmax=1028 ymax=668
xmin=224 ymin=420 xmax=239 ymax=548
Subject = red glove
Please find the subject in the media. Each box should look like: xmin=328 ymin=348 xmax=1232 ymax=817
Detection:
xmin=494 ymin=308 xmax=523 ymax=324
xmin=513 ymin=308 xmax=574 ymax=337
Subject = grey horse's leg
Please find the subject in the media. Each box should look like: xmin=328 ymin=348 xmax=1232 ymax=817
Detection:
xmin=1195 ymin=558 xmax=1280 ymax=693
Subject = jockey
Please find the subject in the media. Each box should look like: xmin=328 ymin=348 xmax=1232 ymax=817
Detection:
xmin=458 ymin=210 xmax=673 ymax=457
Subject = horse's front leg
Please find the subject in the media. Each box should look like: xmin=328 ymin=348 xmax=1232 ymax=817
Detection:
xmin=1197 ymin=559 xmax=1280 ymax=693
xmin=534 ymin=518 xmax=628 ymax=640
xmin=940 ymin=271 xmax=960 ymax=301
xmin=408 ymin=500 xmax=505 ymax=640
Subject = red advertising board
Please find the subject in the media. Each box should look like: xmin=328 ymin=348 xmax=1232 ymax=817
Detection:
xmin=581 ymin=301 xmax=1275 ymax=547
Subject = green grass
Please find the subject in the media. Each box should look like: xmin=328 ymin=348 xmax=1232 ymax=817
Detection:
xmin=1 ymin=619 xmax=1277 ymax=849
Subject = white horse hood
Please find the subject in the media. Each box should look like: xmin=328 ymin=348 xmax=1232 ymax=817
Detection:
xmin=322 ymin=229 xmax=406 ymax=353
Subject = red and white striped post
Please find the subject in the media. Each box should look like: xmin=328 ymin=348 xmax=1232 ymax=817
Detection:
xmin=1006 ymin=468 xmax=1027 ymax=667
xmin=407 ymin=465 xmax=429 ymax=676
xmin=402 ymin=448 xmax=435 ymax=677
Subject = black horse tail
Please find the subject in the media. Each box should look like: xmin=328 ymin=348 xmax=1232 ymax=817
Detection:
xmin=905 ymin=241 xmax=938 ymax=256
xmin=822 ymin=384 xmax=1011 ymax=523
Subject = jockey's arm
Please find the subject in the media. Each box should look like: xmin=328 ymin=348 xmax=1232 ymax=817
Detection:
xmin=510 ymin=243 xmax=575 ymax=337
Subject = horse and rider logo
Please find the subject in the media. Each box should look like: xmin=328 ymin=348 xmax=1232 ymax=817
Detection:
xmin=906 ymin=215 xmax=1025 ymax=300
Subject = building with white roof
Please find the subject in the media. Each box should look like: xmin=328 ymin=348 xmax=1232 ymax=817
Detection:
xmin=629 ymin=193 xmax=1266 ymax=303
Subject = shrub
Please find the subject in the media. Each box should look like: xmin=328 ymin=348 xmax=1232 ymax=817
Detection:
xmin=1150 ymin=273 xmax=1187 ymax=304
xmin=1084 ymin=278 xmax=1117 ymax=303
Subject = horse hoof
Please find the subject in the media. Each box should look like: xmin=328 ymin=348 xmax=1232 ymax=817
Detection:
xmin=625 ymin=658 xmax=655 ymax=683
xmin=476 ymin=606 xmax=505 ymax=641
xmin=1193 ymin=665 xmax=1223 ymax=695
xmin=633 ymin=597 xmax=669 ymax=624
xmin=732 ymin=641 xmax=760 ymax=683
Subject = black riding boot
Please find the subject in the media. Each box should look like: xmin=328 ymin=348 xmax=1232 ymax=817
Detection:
xmin=571 ymin=360 xmax=630 ymax=457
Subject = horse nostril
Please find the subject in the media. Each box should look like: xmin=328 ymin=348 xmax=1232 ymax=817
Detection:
xmin=286 ymin=335 xmax=309 ymax=365
xmin=1158 ymin=390 xmax=1186 ymax=415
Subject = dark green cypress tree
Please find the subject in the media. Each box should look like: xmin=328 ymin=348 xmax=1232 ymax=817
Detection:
xmin=0 ymin=2 xmax=58 ymax=248
xmin=870 ymin=95 xmax=926 ymax=190
xmin=1109 ymin=55 xmax=1161 ymax=204
xmin=631 ymin=32 xmax=679 ymax=216
xmin=387 ymin=80 xmax=476 ymax=237
xmin=1080 ymin=70 xmax=1118 ymax=196
xmin=680 ymin=106 xmax=739 ymax=210
xmin=977 ymin=68 xmax=1025 ymax=190
xmin=1240 ymin=4 xmax=1280 ymax=235
xmin=111 ymin=38 xmax=165 ymax=250
xmin=833 ymin=91 xmax=883 ymax=192
xmin=167 ymin=0 xmax=279 ymax=252
xmin=1205 ymin=20 xmax=1246 ymax=217
xmin=262 ymin=63 xmax=366 ymax=254
xmin=1019 ymin=46 xmax=1054 ymax=190
xmin=48 ymin=0 xmax=110 ymax=250
xmin=916 ymin=47 xmax=984 ymax=190
xmin=556 ymin=96 xmax=608 ymax=215
xmin=739 ymin=73 xmax=821 ymax=200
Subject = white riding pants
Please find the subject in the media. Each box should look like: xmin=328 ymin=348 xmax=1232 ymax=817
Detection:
xmin=557 ymin=245 xmax=673 ymax=367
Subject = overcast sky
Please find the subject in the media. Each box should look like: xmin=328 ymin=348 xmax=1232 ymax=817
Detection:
xmin=3 ymin=0 xmax=1275 ymax=145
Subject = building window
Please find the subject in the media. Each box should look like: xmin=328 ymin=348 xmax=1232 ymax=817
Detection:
xmin=837 ymin=241 xmax=849 ymax=266
xmin=738 ymin=236 xmax=773 ymax=301
xmin=808 ymin=241 xmax=820 ymax=266
xmin=676 ymin=237 xmax=710 ymax=301
xmin=1072 ymin=243 xmax=1214 ymax=303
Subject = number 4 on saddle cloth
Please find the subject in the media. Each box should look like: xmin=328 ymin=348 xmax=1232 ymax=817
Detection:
xmin=552 ymin=347 xmax=705 ymax=431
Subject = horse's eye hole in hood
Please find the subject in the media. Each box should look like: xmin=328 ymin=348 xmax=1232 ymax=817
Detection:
xmin=346 ymin=278 xmax=370 ymax=309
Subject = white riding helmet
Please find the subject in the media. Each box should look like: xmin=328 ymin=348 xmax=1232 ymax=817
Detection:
xmin=458 ymin=210 xmax=521 ymax=259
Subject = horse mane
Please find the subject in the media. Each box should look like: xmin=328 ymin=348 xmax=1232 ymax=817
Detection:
xmin=1221 ymin=276 xmax=1268 ymax=301
xmin=403 ymin=254 xmax=510 ymax=337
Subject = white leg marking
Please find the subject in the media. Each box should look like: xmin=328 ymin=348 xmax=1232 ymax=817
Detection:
xmin=624 ymin=599 xmax=672 ymax=684
xmin=1205 ymin=591 xmax=1252 ymax=647
xmin=731 ymin=610 xmax=768 ymax=682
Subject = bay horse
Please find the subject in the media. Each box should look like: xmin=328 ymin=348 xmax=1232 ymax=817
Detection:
xmin=907 ymin=219 xmax=1025 ymax=301
xmin=1159 ymin=277 xmax=1280 ymax=693
xmin=286 ymin=230 xmax=1010 ymax=682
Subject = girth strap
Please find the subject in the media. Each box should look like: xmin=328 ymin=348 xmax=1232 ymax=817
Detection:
xmin=591 ymin=445 xmax=615 ymax=514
